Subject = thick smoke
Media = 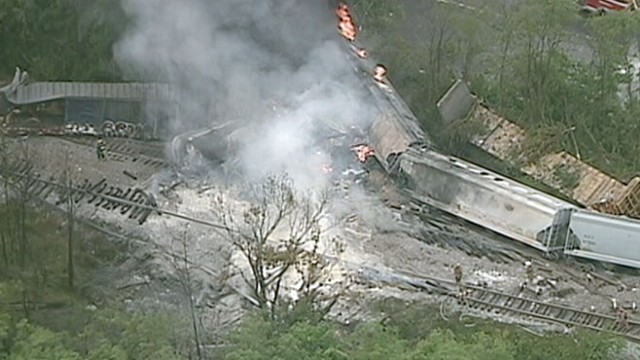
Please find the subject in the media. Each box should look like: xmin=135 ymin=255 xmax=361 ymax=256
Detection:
xmin=114 ymin=0 xmax=374 ymax=189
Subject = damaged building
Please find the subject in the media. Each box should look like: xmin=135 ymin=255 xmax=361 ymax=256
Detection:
xmin=0 ymin=67 xmax=178 ymax=138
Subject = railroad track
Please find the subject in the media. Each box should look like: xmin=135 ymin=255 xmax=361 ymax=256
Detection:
xmin=2 ymin=129 xmax=168 ymax=168
xmin=0 ymin=159 xmax=230 ymax=229
xmin=459 ymin=283 xmax=640 ymax=341
xmin=61 ymin=136 xmax=167 ymax=168
xmin=399 ymin=270 xmax=640 ymax=341
xmin=354 ymin=265 xmax=640 ymax=341
xmin=0 ymin=160 xmax=159 ymax=224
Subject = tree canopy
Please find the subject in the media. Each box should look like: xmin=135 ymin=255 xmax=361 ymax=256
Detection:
xmin=220 ymin=304 xmax=623 ymax=360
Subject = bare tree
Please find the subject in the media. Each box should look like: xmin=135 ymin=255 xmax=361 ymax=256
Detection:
xmin=61 ymin=147 xmax=76 ymax=289
xmin=0 ymin=128 xmax=9 ymax=266
xmin=214 ymin=174 xmax=336 ymax=317
xmin=170 ymin=226 xmax=205 ymax=360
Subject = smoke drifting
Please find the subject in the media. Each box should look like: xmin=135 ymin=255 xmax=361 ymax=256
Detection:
xmin=114 ymin=0 xmax=374 ymax=189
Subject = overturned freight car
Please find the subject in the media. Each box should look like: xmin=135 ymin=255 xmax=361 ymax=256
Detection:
xmin=397 ymin=147 xmax=576 ymax=253
xmin=559 ymin=209 xmax=640 ymax=269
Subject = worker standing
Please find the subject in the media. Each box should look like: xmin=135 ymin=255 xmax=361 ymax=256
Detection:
xmin=453 ymin=263 xmax=463 ymax=286
xmin=525 ymin=261 xmax=535 ymax=283
xmin=618 ymin=308 xmax=629 ymax=329
xmin=96 ymin=137 xmax=106 ymax=161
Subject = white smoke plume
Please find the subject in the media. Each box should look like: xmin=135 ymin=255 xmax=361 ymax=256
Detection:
xmin=114 ymin=0 xmax=375 ymax=189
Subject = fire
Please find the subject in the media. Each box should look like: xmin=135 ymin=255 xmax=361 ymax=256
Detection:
xmin=373 ymin=64 xmax=387 ymax=83
xmin=336 ymin=3 xmax=349 ymax=18
xmin=351 ymin=144 xmax=375 ymax=163
xmin=336 ymin=3 xmax=358 ymax=42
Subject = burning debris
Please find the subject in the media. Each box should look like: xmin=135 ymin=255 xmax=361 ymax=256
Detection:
xmin=350 ymin=144 xmax=375 ymax=163
xmin=373 ymin=64 xmax=387 ymax=83
xmin=336 ymin=3 xmax=358 ymax=42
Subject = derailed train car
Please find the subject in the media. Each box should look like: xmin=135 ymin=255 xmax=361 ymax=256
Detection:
xmin=555 ymin=209 xmax=640 ymax=269
xmin=396 ymin=147 xmax=640 ymax=269
xmin=398 ymin=147 xmax=574 ymax=254
xmin=330 ymin=1 xmax=640 ymax=270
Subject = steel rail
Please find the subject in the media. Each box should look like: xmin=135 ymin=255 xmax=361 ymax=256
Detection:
xmin=460 ymin=284 xmax=640 ymax=340
xmin=395 ymin=269 xmax=640 ymax=341
xmin=0 ymin=161 xmax=229 ymax=230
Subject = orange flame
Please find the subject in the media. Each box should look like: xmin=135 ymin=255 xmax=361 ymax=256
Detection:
xmin=356 ymin=48 xmax=368 ymax=59
xmin=373 ymin=64 xmax=387 ymax=83
xmin=336 ymin=3 xmax=358 ymax=42
xmin=351 ymin=144 xmax=375 ymax=163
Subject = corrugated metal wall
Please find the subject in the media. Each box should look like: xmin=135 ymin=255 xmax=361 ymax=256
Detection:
xmin=65 ymin=99 xmax=142 ymax=125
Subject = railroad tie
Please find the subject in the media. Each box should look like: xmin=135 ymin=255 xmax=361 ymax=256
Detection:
xmin=136 ymin=193 xmax=157 ymax=225
xmin=87 ymin=179 xmax=107 ymax=204
xmin=19 ymin=162 xmax=35 ymax=176
xmin=32 ymin=182 xmax=49 ymax=197
xmin=119 ymin=188 xmax=137 ymax=215
xmin=24 ymin=175 xmax=40 ymax=194
xmin=12 ymin=161 xmax=31 ymax=175
xmin=55 ymin=186 xmax=69 ymax=206
xmin=123 ymin=170 xmax=138 ymax=181
xmin=73 ymin=185 xmax=86 ymax=203
xmin=128 ymin=194 xmax=146 ymax=219
xmin=137 ymin=207 xmax=153 ymax=225
xmin=108 ymin=187 xmax=124 ymax=211
xmin=119 ymin=188 xmax=132 ymax=204
xmin=128 ymin=190 xmax=152 ymax=222
xmin=95 ymin=186 xmax=115 ymax=207
xmin=128 ymin=205 xmax=142 ymax=220
xmin=40 ymin=177 xmax=57 ymax=199
xmin=79 ymin=179 xmax=90 ymax=191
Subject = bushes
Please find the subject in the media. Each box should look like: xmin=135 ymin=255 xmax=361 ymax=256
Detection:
xmin=222 ymin=303 xmax=623 ymax=360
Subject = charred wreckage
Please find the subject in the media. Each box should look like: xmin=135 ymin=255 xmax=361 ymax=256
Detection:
xmin=0 ymin=0 xmax=640 ymax=340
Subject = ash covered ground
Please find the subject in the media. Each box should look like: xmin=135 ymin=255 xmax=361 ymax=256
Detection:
xmin=2 ymin=0 xmax=640 ymax=344
xmin=3 ymin=134 xmax=640 ymax=339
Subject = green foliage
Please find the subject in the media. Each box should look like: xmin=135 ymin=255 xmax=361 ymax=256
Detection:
xmin=86 ymin=342 xmax=127 ymax=360
xmin=369 ymin=0 xmax=640 ymax=180
xmin=224 ymin=313 xmax=346 ymax=360
xmin=5 ymin=320 xmax=80 ymax=360
xmin=407 ymin=329 xmax=513 ymax=360
xmin=353 ymin=0 xmax=405 ymax=42
xmin=0 ymin=0 xmax=124 ymax=81
xmin=507 ymin=330 xmax=622 ymax=360
xmin=224 ymin=303 xmax=624 ymax=360
xmin=0 ymin=296 xmax=190 ymax=359
xmin=74 ymin=309 xmax=190 ymax=360
xmin=346 ymin=323 xmax=407 ymax=360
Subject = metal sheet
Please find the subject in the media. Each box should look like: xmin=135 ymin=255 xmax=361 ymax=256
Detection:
xmin=437 ymin=79 xmax=475 ymax=123
xmin=566 ymin=209 xmax=640 ymax=268
xmin=3 ymin=79 xmax=175 ymax=106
